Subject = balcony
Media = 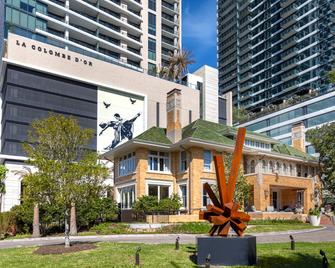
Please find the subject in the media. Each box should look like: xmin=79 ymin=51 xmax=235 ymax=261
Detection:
xmin=281 ymin=14 xmax=298 ymax=29
xmin=281 ymin=37 xmax=298 ymax=51
xmin=239 ymin=53 xmax=252 ymax=65
xmin=281 ymin=48 xmax=298 ymax=61
xmin=281 ymin=3 xmax=298 ymax=19
xmin=282 ymin=70 xmax=299 ymax=82
xmin=239 ymin=72 xmax=252 ymax=83
xmin=240 ymin=82 xmax=253 ymax=93
xmin=281 ymin=59 xmax=298 ymax=72
xmin=281 ymin=26 xmax=298 ymax=40
xmin=162 ymin=0 xmax=178 ymax=14
xmin=281 ymin=0 xmax=296 ymax=9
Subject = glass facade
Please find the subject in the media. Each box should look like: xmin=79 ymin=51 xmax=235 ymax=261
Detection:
xmin=218 ymin=0 xmax=335 ymax=111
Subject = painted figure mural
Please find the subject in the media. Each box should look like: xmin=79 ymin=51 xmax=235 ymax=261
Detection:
xmin=99 ymin=112 xmax=141 ymax=150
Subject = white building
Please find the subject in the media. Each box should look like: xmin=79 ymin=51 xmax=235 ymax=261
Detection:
xmin=4 ymin=0 xmax=181 ymax=73
xmin=183 ymin=65 xmax=233 ymax=125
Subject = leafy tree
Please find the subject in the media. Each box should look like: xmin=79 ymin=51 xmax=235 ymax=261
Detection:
xmin=307 ymin=123 xmax=335 ymax=196
xmin=328 ymin=70 xmax=335 ymax=83
xmin=223 ymin=154 xmax=250 ymax=208
xmin=233 ymin=106 xmax=250 ymax=124
xmin=167 ymin=49 xmax=195 ymax=81
xmin=23 ymin=114 xmax=108 ymax=247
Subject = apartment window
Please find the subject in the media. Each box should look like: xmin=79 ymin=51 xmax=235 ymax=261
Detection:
xmin=148 ymin=184 xmax=170 ymax=200
xmin=189 ymin=110 xmax=192 ymax=124
xmin=148 ymin=38 xmax=156 ymax=60
xmin=179 ymin=184 xmax=187 ymax=208
xmin=120 ymin=185 xmax=135 ymax=209
xmin=148 ymin=151 xmax=170 ymax=172
xmin=148 ymin=13 xmax=156 ymax=35
xmin=180 ymin=151 xmax=187 ymax=172
xmin=148 ymin=63 xmax=157 ymax=76
xmin=148 ymin=0 xmax=156 ymax=11
xmin=118 ymin=153 xmax=136 ymax=177
xmin=203 ymin=150 xmax=212 ymax=171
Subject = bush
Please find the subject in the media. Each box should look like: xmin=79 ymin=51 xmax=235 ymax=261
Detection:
xmin=133 ymin=194 xmax=181 ymax=215
xmin=10 ymin=203 xmax=33 ymax=234
xmin=76 ymin=197 xmax=118 ymax=229
xmin=0 ymin=212 xmax=15 ymax=239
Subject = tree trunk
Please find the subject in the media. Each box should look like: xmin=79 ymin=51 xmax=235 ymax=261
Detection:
xmin=69 ymin=203 xmax=77 ymax=236
xmin=32 ymin=203 xmax=40 ymax=238
xmin=64 ymin=208 xmax=70 ymax=248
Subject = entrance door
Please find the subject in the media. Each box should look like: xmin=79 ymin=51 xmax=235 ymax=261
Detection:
xmin=272 ymin=191 xmax=278 ymax=210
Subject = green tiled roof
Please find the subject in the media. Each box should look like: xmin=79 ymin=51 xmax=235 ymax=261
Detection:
xmin=133 ymin=119 xmax=316 ymax=161
xmin=272 ymin=144 xmax=316 ymax=161
xmin=135 ymin=127 xmax=172 ymax=144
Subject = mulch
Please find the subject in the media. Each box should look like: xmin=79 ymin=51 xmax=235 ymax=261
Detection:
xmin=34 ymin=242 xmax=97 ymax=255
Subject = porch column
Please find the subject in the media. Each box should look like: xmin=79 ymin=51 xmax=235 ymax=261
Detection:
xmin=253 ymin=174 xmax=270 ymax=211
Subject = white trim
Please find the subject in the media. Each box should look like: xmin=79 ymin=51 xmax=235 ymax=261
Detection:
xmin=145 ymin=179 xmax=173 ymax=199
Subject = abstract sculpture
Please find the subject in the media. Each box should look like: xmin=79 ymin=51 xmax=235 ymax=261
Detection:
xmin=199 ymin=128 xmax=251 ymax=237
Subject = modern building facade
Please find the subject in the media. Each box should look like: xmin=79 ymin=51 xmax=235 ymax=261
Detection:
xmin=237 ymin=89 xmax=335 ymax=155
xmin=0 ymin=33 xmax=195 ymax=212
xmin=3 ymin=0 xmax=181 ymax=73
xmin=104 ymin=89 xmax=319 ymax=222
xmin=182 ymin=65 xmax=233 ymax=125
xmin=218 ymin=0 xmax=335 ymax=112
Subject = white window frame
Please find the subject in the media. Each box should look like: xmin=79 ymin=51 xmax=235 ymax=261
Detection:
xmin=180 ymin=151 xmax=187 ymax=172
xmin=148 ymin=151 xmax=171 ymax=173
xmin=117 ymin=183 xmax=136 ymax=210
xmin=145 ymin=179 xmax=173 ymax=201
xmin=117 ymin=152 xmax=136 ymax=177
xmin=203 ymin=150 xmax=212 ymax=171
xmin=178 ymin=182 xmax=188 ymax=209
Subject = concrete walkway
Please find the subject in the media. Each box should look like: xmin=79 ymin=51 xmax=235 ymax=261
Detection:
xmin=0 ymin=226 xmax=334 ymax=249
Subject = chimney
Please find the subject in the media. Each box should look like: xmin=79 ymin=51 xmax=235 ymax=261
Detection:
xmin=166 ymin=88 xmax=182 ymax=143
xmin=291 ymin=122 xmax=305 ymax=152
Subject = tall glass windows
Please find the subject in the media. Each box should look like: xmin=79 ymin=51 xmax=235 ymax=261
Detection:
xmin=120 ymin=185 xmax=135 ymax=209
xmin=148 ymin=38 xmax=156 ymax=60
xmin=203 ymin=150 xmax=212 ymax=171
xmin=148 ymin=13 xmax=156 ymax=35
xmin=180 ymin=151 xmax=187 ymax=171
xmin=148 ymin=0 xmax=156 ymax=11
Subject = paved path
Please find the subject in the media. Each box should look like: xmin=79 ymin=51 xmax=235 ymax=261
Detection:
xmin=0 ymin=226 xmax=334 ymax=249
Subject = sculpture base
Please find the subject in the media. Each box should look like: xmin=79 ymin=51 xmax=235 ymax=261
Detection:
xmin=197 ymin=235 xmax=256 ymax=266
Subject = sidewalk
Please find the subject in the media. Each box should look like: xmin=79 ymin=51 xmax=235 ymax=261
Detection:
xmin=0 ymin=226 xmax=333 ymax=249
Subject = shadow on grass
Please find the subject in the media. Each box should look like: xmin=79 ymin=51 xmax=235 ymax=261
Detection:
xmin=257 ymin=253 xmax=324 ymax=268
xmin=186 ymin=249 xmax=326 ymax=268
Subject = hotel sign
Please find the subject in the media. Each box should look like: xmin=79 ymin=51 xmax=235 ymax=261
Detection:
xmin=15 ymin=39 xmax=93 ymax=67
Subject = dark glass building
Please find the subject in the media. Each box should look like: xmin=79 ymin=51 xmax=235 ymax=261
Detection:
xmin=218 ymin=0 xmax=335 ymax=112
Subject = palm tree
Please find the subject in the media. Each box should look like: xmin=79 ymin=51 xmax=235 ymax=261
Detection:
xmin=168 ymin=49 xmax=195 ymax=81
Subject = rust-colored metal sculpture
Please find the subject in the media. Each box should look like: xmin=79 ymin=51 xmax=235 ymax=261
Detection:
xmin=199 ymin=128 xmax=250 ymax=237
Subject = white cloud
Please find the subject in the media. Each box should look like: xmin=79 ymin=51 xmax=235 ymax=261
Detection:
xmin=182 ymin=0 xmax=217 ymax=47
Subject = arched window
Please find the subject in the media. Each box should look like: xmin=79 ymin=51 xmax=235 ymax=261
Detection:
xmin=276 ymin=162 xmax=281 ymax=173
xmin=250 ymin=160 xmax=255 ymax=173
xmin=289 ymin=164 xmax=293 ymax=176
xmin=262 ymin=160 xmax=267 ymax=173
xmin=269 ymin=161 xmax=274 ymax=173
xmin=283 ymin=164 xmax=287 ymax=174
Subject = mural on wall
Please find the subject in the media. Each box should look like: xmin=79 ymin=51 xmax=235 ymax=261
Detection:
xmin=97 ymin=87 xmax=145 ymax=152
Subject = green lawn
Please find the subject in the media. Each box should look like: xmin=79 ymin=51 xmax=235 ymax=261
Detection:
xmin=0 ymin=242 xmax=334 ymax=267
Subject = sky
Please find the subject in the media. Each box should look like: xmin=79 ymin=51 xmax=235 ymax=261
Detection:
xmin=182 ymin=0 xmax=217 ymax=73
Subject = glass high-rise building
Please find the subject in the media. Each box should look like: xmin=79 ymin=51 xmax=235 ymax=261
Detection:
xmin=3 ymin=0 xmax=181 ymax=73
xmin=218 ymin=0 xmax=335 ymax=112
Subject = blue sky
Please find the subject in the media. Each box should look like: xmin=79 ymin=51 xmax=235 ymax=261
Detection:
xmin=182 ymin=0 xmax=217 ymax=72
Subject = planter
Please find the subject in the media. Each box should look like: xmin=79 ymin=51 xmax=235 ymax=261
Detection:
xmin=309 ymin=215 xmax=321 ymax=226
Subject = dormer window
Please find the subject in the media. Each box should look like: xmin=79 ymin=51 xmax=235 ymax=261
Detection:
xmin=244 ymin=139 xmax=271 ymax=151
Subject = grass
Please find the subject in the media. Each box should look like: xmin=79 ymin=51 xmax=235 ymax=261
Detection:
xmin=0 ymin=242 xmax=334 ymax=267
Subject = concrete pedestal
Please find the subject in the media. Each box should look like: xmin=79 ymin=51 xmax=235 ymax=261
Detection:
xmin=197 ymin=235 xmax=256 ymax=266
